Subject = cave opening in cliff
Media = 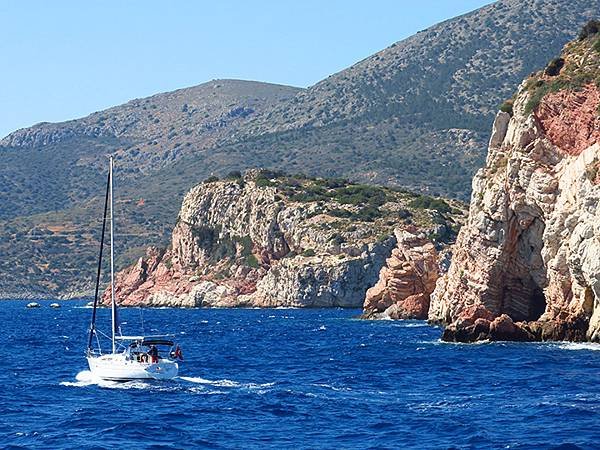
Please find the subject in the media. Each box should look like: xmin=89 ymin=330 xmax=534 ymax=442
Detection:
xmin=527 ymin=286 xmax=547 ymax=321
xmin=501 ymin=278 xmax=547 ymax=322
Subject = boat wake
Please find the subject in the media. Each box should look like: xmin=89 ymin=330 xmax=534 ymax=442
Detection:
xmin=60 ymin=370 xmax=122 ymax=388
xmin=61 ymin=371 xmax=168 ymax=390
xmin=179 ymin=376 xmax=275 ymax=392
xmin=61 ymin=371 xmax=275 ymax=394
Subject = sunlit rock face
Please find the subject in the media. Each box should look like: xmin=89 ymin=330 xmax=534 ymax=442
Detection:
xmin=430 ymin=34 xmax=600 ymax=342
xmin=105 ymin=170 xmax=463 ymax=309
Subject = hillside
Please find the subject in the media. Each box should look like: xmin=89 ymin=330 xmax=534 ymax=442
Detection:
xmin=196 ymin=0 xmax=600 ymax=198
xmin=0 ymin=80 xmax=301 ymax=220
xmin=2 ymin=0 xmax=600 ymax=298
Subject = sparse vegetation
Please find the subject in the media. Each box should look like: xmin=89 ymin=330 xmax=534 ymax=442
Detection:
xmin=3 ymin=2 xmax=590 ymax=296
xmin=578 ymin=19 xmax=600 ymax=40
xmin=524 ymin=34 xmax=600 ymax=115
xmin=408 ymin=195 xmax=452 ymax=213
xmin=499 ymin=99 xmax=514 ymax=116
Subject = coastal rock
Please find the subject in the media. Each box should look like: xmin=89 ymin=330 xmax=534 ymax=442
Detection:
xmin=362 ymin=229 xmax=439 ymax=319
xmin=106 ymin=170 xmax=465 ymax=308
xmin=430 ymin=35 xmax=600 ymax=342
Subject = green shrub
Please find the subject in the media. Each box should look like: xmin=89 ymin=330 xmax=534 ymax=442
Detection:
xmin=203 ymin=175 xmax=220 ymax=183
xmin=328 ymin=208 xmax=353 ymax=218
xmin=226 ymin=170 xmax=242 ymax=179
xmin=408 ymin=195 xmax=451 ymax=213
xmin=330 ymin=233 xmax=346 ymax=245
xmin=245 ymin=254 xmax=260 ymax=268
xmin=333 ymin=184 xmax=388 ymax=207
xmin=544 ymin=58 xmax=564 ymax=77
xmin=255 ymin=177 xmax=276 ymax=187
xmin=499 ymin=99 xmax=514 ymax=115
xmin=302 ymin=248 xmax=316 ymax=257
xmin=578 ymin=20 xmax=600 ymax=40
xmin=355 ymin=206 xmax=382 ymax=222
xmin=289 ymin=185 xmax=328 ymax=202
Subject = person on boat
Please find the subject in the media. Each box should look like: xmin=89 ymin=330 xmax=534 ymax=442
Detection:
xmin=149 ymin=345 xmax=159 ymax=363
xmin=171 ymin=345 xmax=184 ymax=361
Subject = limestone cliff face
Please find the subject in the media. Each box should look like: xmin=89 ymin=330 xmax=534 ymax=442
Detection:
xmin=106 ymin=170 xmax=464 ymax=308
xmin=430 ymin=33 xmax=600 ymax=342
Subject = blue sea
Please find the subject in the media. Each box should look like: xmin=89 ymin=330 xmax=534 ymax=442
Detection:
xmin=1 ymin=300 xmax=599 ymax=449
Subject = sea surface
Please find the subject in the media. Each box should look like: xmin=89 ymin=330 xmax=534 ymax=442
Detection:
xmin=1 ymin=300 xmax=599 ymax=449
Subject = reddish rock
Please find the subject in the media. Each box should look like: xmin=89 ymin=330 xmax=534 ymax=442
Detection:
xmin=103 ymin=246 xmax=194 ymax=307
xmin=454 ymin=304 xmax=495 ymax=327
xmin=384 ymin=293 xmax=430 ymax=320
xmin=363 ymin=229 xmax=438 ymax=320
xmin=536 ymin=83 xmax=600 ymax=156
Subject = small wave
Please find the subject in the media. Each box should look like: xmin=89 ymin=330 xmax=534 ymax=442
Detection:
xmin=180 ymin=376 xmax=240 ymax=387
xmin=419 ymin=339 xmax=491 ymax=346
xmin=397 ymin=322 xmax=429 ymax=328
xmin=312 ymin=383 xmax=352 ymax=392
xmin=555 ymin=342 xmax=600 ymax=351
xmin=180 ymin=376 xmax=275 ymax=391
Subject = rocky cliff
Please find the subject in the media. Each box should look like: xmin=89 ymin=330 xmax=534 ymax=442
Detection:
xmin=361 ymin=230 xmax=442 ymax=320
xmin=429 ymin=27 xmax=600 ymax=342
xmin=106 ymin=170 xmax=464 ymax=308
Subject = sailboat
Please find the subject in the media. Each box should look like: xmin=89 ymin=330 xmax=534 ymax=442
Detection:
xmin=86 ymin=155 xmax=182 ymax=381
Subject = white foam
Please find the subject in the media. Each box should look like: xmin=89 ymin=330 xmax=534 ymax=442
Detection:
xmin=179 ymin=376 xmax=275 ymax=390
xmin=61 ymin=370 xmax=154 ymax=390
xmin=179 ymin=376 xmax=239 ymax=387
xmin=556 ymin=342 xmax=600 ymax=351
xmin=60 ymin=370 xmax=114 ymax=388
xmin=398 ymin=322 xmax=429 ymax=328
xmin=312 ymin=383 xmax=351 ymax=392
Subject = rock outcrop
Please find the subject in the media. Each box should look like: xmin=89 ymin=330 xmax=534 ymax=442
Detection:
xmin=430 ymin=32 xmax=600 ymax=342
xmin=362 ymin=229 xmax=439 ymax=320
xmin=106 ymin=170 xmax=464 ymax=308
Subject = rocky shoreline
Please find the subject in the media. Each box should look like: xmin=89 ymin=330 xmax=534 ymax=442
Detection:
xmin=103 ymin=170 xmax=464 ymax=310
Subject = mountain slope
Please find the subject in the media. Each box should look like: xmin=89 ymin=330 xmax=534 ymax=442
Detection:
xmin=215 ymin=0 xmax=600 ymax=197
xmin=0 ymin=80 xmax=301 ymax=220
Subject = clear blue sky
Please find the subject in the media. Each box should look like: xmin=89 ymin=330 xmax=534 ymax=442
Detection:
xmin=0 ymin=0 xmax=494 ymax=138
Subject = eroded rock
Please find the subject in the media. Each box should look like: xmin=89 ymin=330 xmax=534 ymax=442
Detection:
xmin=430 ymin=36 xmax=600 ymax=343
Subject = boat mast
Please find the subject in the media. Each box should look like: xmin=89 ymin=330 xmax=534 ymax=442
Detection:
xmin=87 ymin=169 xmax=111 ymax=354
xmin=109 ymin=155 xmax=117 ymax=354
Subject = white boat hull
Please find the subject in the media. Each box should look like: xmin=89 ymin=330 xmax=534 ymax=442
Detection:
xmin=87 ymin=353 xmax=178 ymax=381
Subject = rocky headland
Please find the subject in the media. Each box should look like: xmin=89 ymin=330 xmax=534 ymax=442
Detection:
xmin=105 ymin=170 xmax=464 ymax=309
xmin=429 ymin=25 xmax=600 ymax=342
